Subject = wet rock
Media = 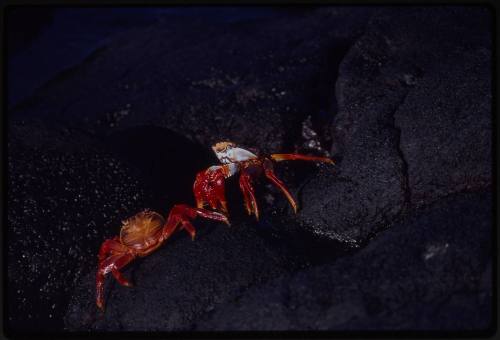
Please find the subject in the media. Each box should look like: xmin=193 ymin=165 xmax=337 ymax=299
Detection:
xmin=195 ymin=190 xmax=492 ymax=331
xmin=297 ymin=7 xmax=492 ymax=244
xmin=12 ymin=8 xmax=373 ymax=154
xmin=64 ymin=218 xmax=308 ymax=331
xmin=7 ymin=118 xmax=149 ymax=332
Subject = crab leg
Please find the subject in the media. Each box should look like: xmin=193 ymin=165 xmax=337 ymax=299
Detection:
xmin=111 ymin=266 xmax=133 ymax=287
xmin=264 ymin=172 xmax=298 ymax=214
xmin=238 ymin=173 xmax=252 ymax=215
xmin=270 ymin=153 xmax=334 ymax=164
xmin=192 ymin=207 xmax=230 ymax=224
xmin=96 ymin=239 xmax=136 ymax=310
xmin=239 ymin=171 xmax=260 ymax=220
xmin=180 ymin=221 xmax=197 ymax=240
xmin=160 ymin=204 xmax=229 ymax=242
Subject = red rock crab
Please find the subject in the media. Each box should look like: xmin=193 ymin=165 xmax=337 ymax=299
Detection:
xmin=96 ymin=141 xmax=333 ymax=310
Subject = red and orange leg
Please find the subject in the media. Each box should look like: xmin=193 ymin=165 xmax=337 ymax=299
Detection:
xmin=270 ymin=153 xmax=334 ymax=164
xmin=239 ymin=169 xmax=260 ymax=220
xmin=267 ymin=154 xmax=333 ymax=212
xmin=262 ymin=158 xmax=298 ymax=214
xmin=160 ymin=204 xmax=230 ymax=241
xmin=96 ymin=238 xmax=136 ymax=311
xmin=237 ymin=155 xmax=333 ymax=218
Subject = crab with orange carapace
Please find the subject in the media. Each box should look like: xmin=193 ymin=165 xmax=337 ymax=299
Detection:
xmin=95 ymin=205 xmax=228 ymax=310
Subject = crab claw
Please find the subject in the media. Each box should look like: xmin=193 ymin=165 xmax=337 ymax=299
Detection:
xmin=193 ymin=164 xmax=238 ymax=215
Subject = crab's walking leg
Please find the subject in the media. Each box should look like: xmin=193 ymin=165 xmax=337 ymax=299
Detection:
xmin=182 ymin=207 xmax=230 ymax=239
xmin=262 ymin=159 xmax=298 ymax=213
xmin=265 ymin=154 xmax=333 ymax=212
xmin=111 ymin=268 xmax=133 ymax=287
xmin=160 ymin=204 xmax=230 ymax=241
xmin=270 ymin=153 xmax=334 ymax=164
xmin=239 ymin=171 xmax=260 ymax=220
xmin=192 ymin=207 xmax=230 ymax=225
xmin=96 ymin=238 xmax=135 ymax=310
xmin=180 ymin=221 xmax=197 ymax=240
xmin=238 ymin=173 xmax=252 ymax=215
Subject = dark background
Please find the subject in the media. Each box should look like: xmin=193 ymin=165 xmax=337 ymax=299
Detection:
xmin=5 ymin=6 xmax=494 ymax=334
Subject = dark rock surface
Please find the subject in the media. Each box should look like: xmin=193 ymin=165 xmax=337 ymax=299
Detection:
xmin=8 ymin=8 xmax=376 ymax=332
xmin=297 ymin=7 xmax=492 ymax=245
xmin=11 ymin=8 xmax=373 ymax=154
xmin=195 ymin=191 xmax=493 ymax=331
xmin=7 ymin=6 xmax=493 ymax=334
xmin=7 ymin=119 xmax=150 ymax=331
xmin=64 ymin=218 xmax=309 ymax=331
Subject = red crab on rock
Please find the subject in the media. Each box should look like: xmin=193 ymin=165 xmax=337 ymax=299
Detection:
xmin=194 ymin=141 xmax=334 ymax=220
xmin=96 ymin=141 xmax=333 ymax=311
xmin=96 ymin=205 xmax=228 ymax=310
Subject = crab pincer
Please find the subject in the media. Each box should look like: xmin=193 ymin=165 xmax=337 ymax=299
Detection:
xmin=193 ymin=164 xmax=238 ymax=215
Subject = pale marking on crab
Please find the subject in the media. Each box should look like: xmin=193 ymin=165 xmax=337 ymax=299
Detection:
xmin=212 ymin=141 xmax=258 ymax=164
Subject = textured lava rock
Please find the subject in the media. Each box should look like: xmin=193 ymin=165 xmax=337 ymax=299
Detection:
xmin=64 ymin=218 xmax=309 ymax=331
xmin=297 ymin=7 xmax=492 ymax=245
xmin=11 ymin=8 xmax=373 ymax=154
xmin=8 ymin=8 xmax=376 ymax=332
xmin=195 ymin=190 xmax=492 ymax=331
xmin=8 ymin=6 xmax=493 ymax=334
xmin=7 ymin=118 xmax=150 ymax=332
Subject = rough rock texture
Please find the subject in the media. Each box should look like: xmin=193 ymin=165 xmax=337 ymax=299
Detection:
xmin=8 ymin=6 xmax=493 ymax=333
xmin=195 ymin=191 xmax=492 ymax=331
xmin=64 ymin=218 xmax=309 ymax=331
xmin=9 ymin=8 xmax=376 ymax=332
xmin=11 ymin=8 xmax=373 ymax=154
xmin=297 ymin=7 xmax=492 ymax=245
xmin=7 ymin=119 xmax=150 ymax=331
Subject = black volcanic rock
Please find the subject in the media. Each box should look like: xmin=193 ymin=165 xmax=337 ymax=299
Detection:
xmin=296 ymin=7 xmax=492 ymax=245
xmin=64 ymin=218 xmax=308 ymax=331
xmin=7 ymin=119 xmax=150 ymax=331
xmin=8 ymin=6 xmax=493 ymax=334
xmin=11 ymin=8 xmax=373 ymax=154
xmin=195 ymin=191 xmax=492 ymax=331
xmin=9 ymin=8 xmax=376 ymax=332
